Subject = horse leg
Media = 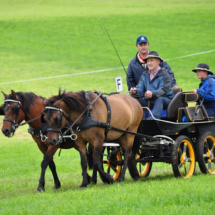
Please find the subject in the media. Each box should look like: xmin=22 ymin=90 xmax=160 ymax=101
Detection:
xmin=37 ymin=145 xmax=59 ymax=192
xmin=74 ymin=141 xmax=91 ymax=188
xmin=127 ymin=153 xmax=139 ymax=181
xmin=92 ymin=144 xmax=113 ymax=184
xmin=48 ymin=159 xmax=61 ymax=189
xmin=118 ymin=135 xmax=139 ymax=182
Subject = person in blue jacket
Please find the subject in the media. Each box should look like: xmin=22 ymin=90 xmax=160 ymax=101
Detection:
xmin=130 ymin=51 xmax=174 ymax=119
xmin=191 ymin=63 xmax=215 ymax=116
xmin=126 ymin=35 xmax=178 ymax=90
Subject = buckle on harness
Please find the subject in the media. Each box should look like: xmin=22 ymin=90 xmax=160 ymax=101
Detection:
xmin=106 ymin=123 xmax=112 ymax=130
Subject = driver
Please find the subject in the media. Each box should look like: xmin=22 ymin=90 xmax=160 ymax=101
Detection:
xmin=130 ymin=51 xmax=174 ymax=119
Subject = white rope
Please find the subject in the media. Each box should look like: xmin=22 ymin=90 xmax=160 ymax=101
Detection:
xmin=0 ymin=49 xmax=215 ymax=85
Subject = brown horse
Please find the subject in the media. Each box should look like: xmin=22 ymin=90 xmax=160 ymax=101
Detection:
xmin=1 ymin=90 xmax=91 ymax=191
xmin=42 ymin=90 xmax=143 ymax=185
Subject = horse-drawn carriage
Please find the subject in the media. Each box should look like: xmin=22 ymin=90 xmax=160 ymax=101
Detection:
xmin=1 ymin=89 xmax=215 ymax=191
xmin=102 ymin=89 xmax=215 ymax=181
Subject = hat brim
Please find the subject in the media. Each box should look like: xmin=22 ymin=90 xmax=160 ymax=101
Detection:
xmin=143 ymin=55 xmax=163 ymax=62
xmin=136 ymin=41 xmax=148 ymax=44
xmin=192 ymin=68 xmax=213 ymax=75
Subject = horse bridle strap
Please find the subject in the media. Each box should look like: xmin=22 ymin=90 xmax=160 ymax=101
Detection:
xmin=4 ymin=99 xmax=21 ymax=104
xmin=3 ymin=99 xmax=22 ymax=131
xmin=4 ymin=99 xmax=43 ymax=128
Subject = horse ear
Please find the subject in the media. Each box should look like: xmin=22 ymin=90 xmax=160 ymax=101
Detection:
xmin=1 ymin=91 xmax=7 ymax=99
xmin=62 ymin=89 xmax=66 ymax=95
xmin=11 ymin=90 xmax=16 ymax=98
xmin=0 ymin=104 xmax=4 ymax=115
xmin=58 ymin=87 xmax=61 ymax=96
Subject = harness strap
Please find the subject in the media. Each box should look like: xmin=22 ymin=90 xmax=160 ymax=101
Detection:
xmin=98 ymin=95 xmax=111 ymax=138
xmin=28 ymin=123 xmax=48 ymax=136
xmin=62 ymin=92 xmax=103 ymax=136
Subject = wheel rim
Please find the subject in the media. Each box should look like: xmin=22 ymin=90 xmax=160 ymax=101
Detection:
xmin=103 ymin=148 xmax=122 ymax=181
xmin=203 ymin=135 xmax=215 ymax=174
xmin=177 ymin=139 xmax=195 ymax=178
xmin=136 ymin=153 xmax=151 ymax=177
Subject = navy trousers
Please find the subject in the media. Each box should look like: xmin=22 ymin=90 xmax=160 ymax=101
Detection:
xmin=138 ymin=97 xmax=171 ymax=119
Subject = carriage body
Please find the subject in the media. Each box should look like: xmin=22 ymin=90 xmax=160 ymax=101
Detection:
xmin=105 ymin=91 xmax=215 ymax=179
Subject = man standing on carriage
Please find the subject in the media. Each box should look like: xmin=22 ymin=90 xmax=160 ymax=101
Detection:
xmin=126 ymin=35 xmax=178 ymax=90
xmin=130 ymin=51 xmax=174 ymax=119
xmin=191 ymin=63 xmax=215 ymax=116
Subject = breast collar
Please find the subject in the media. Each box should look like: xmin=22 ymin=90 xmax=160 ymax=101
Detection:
xmin=28 ymin=123 xmax=48 ymax=136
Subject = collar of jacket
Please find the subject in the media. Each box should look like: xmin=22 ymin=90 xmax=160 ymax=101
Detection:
xmin=135 ymin=51 xmax=150 ymax=66
xmin=145 ymin=68 xmax=165 ymax=77
xmin=201 ymin=74 xmax=215 ymax=83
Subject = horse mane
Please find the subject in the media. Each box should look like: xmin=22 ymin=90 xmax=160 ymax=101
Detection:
xmin=6 ymin=92 xmax=45 ymax=114
xmin=45 ymin=90 xmax=88 ymax=112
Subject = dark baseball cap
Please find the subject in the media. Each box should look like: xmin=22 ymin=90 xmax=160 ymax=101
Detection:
xmin=136 ymin=35 xmax=149 ymax=44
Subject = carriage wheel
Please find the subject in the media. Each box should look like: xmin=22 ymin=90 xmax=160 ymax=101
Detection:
xmin=136 ymin=153 xmax=152 ymax=177
xmin=171 ymin=135 xmax=195 ymax=178
xmin=197 ymin=131 xmax=215 ymax=174
xmin=102 ymin=146 xmax=122 ymax=181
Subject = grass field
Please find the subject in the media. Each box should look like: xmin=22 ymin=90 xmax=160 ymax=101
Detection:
xmin=1 ymin=0 xmax=215 ymax=214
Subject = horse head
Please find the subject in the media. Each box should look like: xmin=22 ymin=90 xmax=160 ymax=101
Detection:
xmin=42 ymin=99 xmax=69 ymax=145
xmin=43 ymin=90 xmax=87 ymax=146
xmin=1 ymin=90 xmax=25 ymax=137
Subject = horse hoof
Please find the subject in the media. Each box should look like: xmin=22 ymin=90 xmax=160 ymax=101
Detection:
xmin=133 ymin=177 xmax=139 ymax=182
xmin=109 ymin=176 xmax=114 ymax=184
xmin=91 ymin=178 xmax=97 ymax=184
xmin=37 ymin=187 xmax=45 ymax=192
xmin=117 ymin=178 xmax=124 ymax=183
xmin=79 ymin=184 xmax=87 ymax=189
xmin=53 ymin=184 xmax=61 ymax=190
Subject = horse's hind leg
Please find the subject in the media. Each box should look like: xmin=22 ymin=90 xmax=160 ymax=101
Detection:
xmin=91 ymin=144 xmax=113 ymax=184
xmin=127 ymin=154 xmax=139 ymax=181
xmin=48 ymin=159 xmax=61 ymax=189
xmin=118 ymin=135 xmax=139 ymax=182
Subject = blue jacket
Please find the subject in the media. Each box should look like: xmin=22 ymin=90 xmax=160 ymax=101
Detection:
xmin=197 ymin=75 xmax=215 ymax=109
xmin=126 ymin=52 xmax=177 ymax=90
xmin=136 ymin=68 xmax=174 ymax=99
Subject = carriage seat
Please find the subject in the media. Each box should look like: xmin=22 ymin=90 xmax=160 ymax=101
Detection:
xmin=177 ymin=93 xmax=209 ymax=122
xmin=165 ymin=90 xmax=187 ymax=121
xmin=147 ymin=88 xmax=185 ymax=120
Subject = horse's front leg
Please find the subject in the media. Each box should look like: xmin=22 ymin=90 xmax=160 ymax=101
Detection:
xmin=37 ymin=145 xmax=59 ymax=192
xmin=75 ymin=141 xmax=91 ymax=188
xmin=48 ymin=159 xmax=61 ymax=189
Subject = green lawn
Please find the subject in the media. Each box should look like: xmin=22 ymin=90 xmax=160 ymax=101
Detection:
xmin=1 ymin=0 xmax=215 ymax=214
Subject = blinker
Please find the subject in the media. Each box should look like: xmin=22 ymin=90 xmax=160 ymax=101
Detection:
xmin=5 ymin=103 xmax=9 ymax=111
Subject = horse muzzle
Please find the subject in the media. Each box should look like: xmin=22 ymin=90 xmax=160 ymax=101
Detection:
xmin=1 ymin=127 xmax=15 ymax=137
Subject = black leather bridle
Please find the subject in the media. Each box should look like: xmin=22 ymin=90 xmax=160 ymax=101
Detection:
xmin=3 ymin=99 xmax=22 ymax=132
xmin=42 ymin=106 xmax=77 ymax=144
